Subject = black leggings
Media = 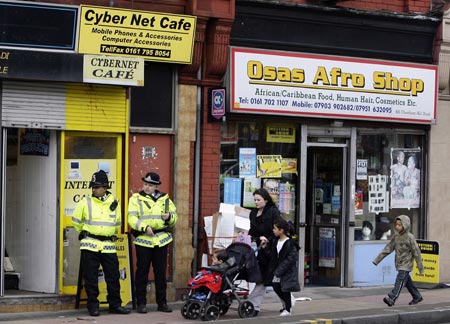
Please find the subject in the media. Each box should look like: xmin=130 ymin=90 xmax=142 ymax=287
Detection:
xmin=272 ymin=282 xmax=291 ymax=312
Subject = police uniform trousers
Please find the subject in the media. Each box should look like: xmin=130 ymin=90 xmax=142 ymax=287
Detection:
xmin=135 ymin=244 xmax=168 ymax=307
xmin=81 ymin=250 xmax=122 ymax=311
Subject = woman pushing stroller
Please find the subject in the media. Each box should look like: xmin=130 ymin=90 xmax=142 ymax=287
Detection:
xmin=181 ymin=242 xmax=261 ymax=321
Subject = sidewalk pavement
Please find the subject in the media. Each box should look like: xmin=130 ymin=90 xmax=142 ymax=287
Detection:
xmin=1 ymin=285 xmax=450 ymax=324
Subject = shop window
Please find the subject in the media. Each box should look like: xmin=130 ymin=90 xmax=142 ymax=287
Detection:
xmin=129 ymin=62 xmax=174 ymax=129
xmin=64 ymin=136 xmax=117 ymax=159
xmin=354 ymin=130 xmax=424 ymax=241
xmin=220 ymin=121 xmax=299 ymax=223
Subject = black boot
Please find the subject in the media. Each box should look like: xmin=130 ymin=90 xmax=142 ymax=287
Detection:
xmin=109 ymin=306 xmax=131 ymax=314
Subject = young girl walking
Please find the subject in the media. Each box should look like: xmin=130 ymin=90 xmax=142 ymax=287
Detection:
xmin=261 ymin=218 xmax=300 ymax=316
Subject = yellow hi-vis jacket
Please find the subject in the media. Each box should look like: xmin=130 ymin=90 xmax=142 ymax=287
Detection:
xmin=127 ymin=191 xmax=178 ymax=248
xmin=72 ymin=193 xmax=121 ymax=253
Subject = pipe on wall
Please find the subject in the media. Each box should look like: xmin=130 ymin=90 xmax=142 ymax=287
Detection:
xmin=192 ymin=72 xmax=202 ymax=276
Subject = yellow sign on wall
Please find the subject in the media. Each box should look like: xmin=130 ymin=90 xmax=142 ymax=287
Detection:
xmin=78 ymin=5 xmax=196 ymax=64
xmin=63 ymin=159 xmax=117 ymax=218
xmin=412 ymin=240 xmax=439 ymax=285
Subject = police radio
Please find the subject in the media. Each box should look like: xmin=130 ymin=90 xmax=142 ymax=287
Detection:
xmin=164 ymin=199 xmax=169 ymax=213
xmin=110 ymin=199 xmax=118 ymax=211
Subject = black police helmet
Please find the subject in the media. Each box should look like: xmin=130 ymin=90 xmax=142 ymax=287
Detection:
xmin=89 ymin=170 xmax=110 ymax=188
xmin=142 ymin=172 xmax=161 ymax=185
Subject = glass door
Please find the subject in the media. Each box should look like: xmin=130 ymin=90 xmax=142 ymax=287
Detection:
xmin=306 ymin=145 xmax=347 ymax=286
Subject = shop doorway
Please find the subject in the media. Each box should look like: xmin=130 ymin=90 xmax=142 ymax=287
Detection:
xmin=1 ymin=127 xmax=58 ymax=295
xmin=61 ymin=132 xmax=123 ymax=295
xmin=306 ymin=144 xmax=347 ymax=286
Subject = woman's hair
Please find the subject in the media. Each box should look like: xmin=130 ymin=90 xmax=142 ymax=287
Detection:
xmin=214 ymin=249 xmax=228 ymax=262
xmin=253 ymin=188 xmax=275 ymax=206
xmin=274 ymin=218 xmax=295 ymax=237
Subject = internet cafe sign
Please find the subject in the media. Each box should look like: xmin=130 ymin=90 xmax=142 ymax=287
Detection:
xmin=230 ymin=47 xmax=437 ymax=124
xmin=83 ymin=55 xmax=144 ymax=86
xmin=78 ymin=5 xmax=196 ymax=64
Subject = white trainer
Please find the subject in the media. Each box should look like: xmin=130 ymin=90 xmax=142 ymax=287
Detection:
xmin=280 ymin=310 xmax=291 ymax=316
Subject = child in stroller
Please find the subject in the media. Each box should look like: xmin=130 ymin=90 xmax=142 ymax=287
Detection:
xmin=181 ymin=242 xmax=261 ymax=321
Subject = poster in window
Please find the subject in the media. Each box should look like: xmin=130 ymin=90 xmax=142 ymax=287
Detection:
xmin=257 ymin=155 xmax=282 ymax=178
xmin=266 ymin=123 xmax=296 ymax=143
xmin=242 ymin=177 xmax=261 ymax=208
xmin=279 ymin=182 xmax=295 ymax=213
xmin=319 ymin=227 xmax=336 ymax=268
xmin=239 ymin=148 xmax=256 ymax=178
xmin=356 ymin=159 xmax=368 ymax=180
xmin=20 ymin=129 xmax=50 ymax=156
xmin=354 ymin=190 xmax=364 ymax=215
xmin=390 ymin=148 xmax=421 ymax=209
xmin=368 ymin=175 xmax=389 ymax=214
xmin=223 ymin=178 xmax=242 ymax=205
xmin=262 ymin=178 xmax=280 ymax=205
xmin=281 ymin=158 xmax=297 ymax=174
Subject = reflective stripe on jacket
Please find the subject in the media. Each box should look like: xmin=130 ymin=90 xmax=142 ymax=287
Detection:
xmin=128 ymin=191 xmax=178 ymax=248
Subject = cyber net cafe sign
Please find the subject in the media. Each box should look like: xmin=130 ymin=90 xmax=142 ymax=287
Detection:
xmin=78 ymin=5 xmax=196 ymax=64
xmin=230 ymin=47 xmax=438 ymax=124
xmin=83 ymin=55 xmax=144 ymax=86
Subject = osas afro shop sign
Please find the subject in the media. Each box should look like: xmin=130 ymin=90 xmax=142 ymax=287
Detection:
xmin=230 ymin=47 xmax=437 ymax=124
xmin=78 ymin=5 xmax=196 ymax=64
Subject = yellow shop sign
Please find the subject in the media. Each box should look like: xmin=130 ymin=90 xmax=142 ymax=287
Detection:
xmin=78 ymin=5 xmax=196 ymax=64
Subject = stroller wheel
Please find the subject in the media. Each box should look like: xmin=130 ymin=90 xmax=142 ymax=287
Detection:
xmin=238 ymin=301 xmax=255 ymax=318
xmin=185 ymin=301 xmax=202 ymax=319
xmin=181 ymin=301 xmax=192 ymax=319
xmin=201 ymin=305 xmax=220 ymax=321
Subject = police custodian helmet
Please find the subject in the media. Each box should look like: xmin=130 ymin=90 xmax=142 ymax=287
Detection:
xmin=89 ymin=170 xmax=110 ymax=188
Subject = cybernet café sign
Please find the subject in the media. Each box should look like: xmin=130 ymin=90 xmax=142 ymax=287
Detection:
xmin=230 ymin=47 xmax=437 ymax=124
xmin=83 ymin=55 xmax=144 ymax=86
xmin=78 ymin=5 xmax=196 ymax=64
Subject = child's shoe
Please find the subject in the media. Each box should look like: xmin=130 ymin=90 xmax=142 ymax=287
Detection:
xmin=280 ymin=310 xmax=291 ymax=316
xmin=383 ymin=296 xmax=395 ymax=307
xmin=408 ymin=297 xmax=423 ymax=305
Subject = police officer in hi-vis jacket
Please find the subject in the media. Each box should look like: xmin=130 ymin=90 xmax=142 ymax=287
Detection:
xmin=72 ymin=170 xmax=130 ymax=317
xmin=128 ymin=172 xmax=178 ymax=314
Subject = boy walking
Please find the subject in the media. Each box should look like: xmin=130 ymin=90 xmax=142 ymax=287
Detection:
xmin=373 ymin=215 xmax=424 ymax=307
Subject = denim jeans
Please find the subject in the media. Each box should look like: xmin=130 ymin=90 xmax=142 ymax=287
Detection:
xmin=388 ymin=270 xmax=422 ymax=301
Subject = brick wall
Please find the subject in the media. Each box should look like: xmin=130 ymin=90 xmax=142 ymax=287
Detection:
xmin=200 ymin=87 xmax=222 ymax=218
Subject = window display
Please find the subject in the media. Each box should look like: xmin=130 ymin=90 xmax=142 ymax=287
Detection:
xmin=220 ymin=121 xmax=299 ymax=223
xmin=354 ymin=131 xmax=424 ymax=241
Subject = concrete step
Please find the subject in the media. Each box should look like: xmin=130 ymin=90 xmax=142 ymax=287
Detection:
xmin=0 ymin=293 xmax=76 ymax=313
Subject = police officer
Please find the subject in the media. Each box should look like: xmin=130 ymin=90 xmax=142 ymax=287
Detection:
xmin=72 ymin=170 xmax=130 ymax=316
xmin=128 ymin=172 xmax=178 ymax=314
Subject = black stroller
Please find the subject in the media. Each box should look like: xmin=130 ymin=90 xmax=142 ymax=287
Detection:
xmin=181 ymin=242 xmax=261 ymax=321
